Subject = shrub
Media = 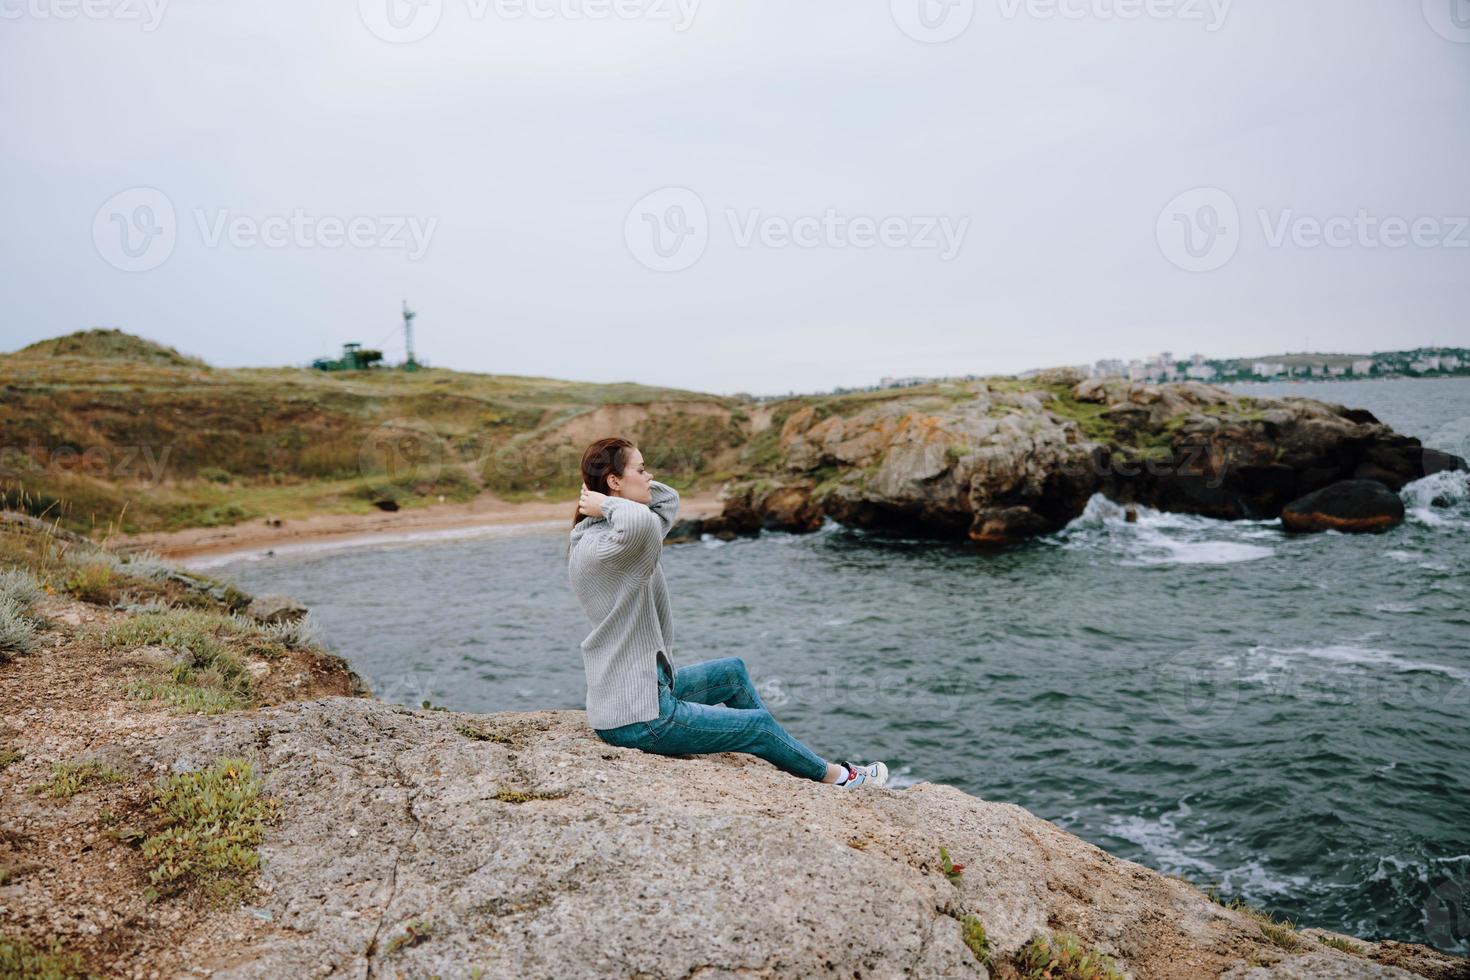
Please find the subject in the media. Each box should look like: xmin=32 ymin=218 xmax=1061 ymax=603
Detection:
xmin=105 ymin=610 xmax=247 ymax=678
xmin=197 ymin=503 xmax=249 ymax=527
xmin=142 ymin=757 xmax=278 ymax=900
xmin=0 ymin=568 xmax=43 ymax=608
xmin=261 ymin=612 xmax=322 ymax=650
xmin=60 ymin=560 xmax=117 ymax=604
xmin=107 ymin=610 xmax=253 ymax=710
xmin=119 ymin=549 xmax=175 ymax=582
xmin=0 ymin=596 xmax=40 ymax=659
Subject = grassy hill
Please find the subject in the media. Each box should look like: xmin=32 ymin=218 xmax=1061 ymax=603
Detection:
xmin=12 ymin=327 xmax=209 ymax=368
xmin=0 ymin=329 xmax=754 ymax=535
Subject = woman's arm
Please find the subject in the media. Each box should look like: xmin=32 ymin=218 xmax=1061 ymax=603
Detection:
xmin=594 ymin=495 xmax=664 ymax=579
xmin=647 ymin=479 xmax=680 ymax=540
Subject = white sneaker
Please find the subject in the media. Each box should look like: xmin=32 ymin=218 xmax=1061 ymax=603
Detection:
xmin=836 ymin=760 xmax=888 ymax=789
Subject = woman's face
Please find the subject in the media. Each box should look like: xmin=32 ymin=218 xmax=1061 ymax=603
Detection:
xmin=609 ymin=447 xmax=653 ymax=504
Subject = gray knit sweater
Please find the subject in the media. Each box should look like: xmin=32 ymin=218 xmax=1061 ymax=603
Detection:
xmin=567 ymin=479 xmax=681 ymax=729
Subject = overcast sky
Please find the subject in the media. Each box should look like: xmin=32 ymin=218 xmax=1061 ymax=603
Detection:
xmin=1 ymin=0 xmax=1467 ymax=396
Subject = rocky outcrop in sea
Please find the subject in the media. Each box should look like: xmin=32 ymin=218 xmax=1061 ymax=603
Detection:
xmin=683 ymin=371 xmax=1467 ymax=544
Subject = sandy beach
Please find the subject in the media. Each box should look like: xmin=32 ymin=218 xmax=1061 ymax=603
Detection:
xmin=116 ymin=487 xmax=728 ymax=568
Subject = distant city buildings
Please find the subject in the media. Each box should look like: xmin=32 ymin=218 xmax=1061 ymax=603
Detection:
xmin=864 ymin=347 xmax=1467 ymax=399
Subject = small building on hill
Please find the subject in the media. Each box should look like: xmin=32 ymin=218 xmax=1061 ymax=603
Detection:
xmin=312 ymin=343 xmax=383 ymax=372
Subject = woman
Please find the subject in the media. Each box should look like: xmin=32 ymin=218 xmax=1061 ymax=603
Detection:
xmin=567 ymin=437 xmax=889 ymax=788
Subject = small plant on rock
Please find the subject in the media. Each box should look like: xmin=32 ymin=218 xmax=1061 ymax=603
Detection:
xmin=1207 ymin=890 xmax=1302 ymax=950
xmin=456 ymin=723 xmax=510 ymax=742
xmin=1013 ymin=932 xmax=1125 ymax=980
xmin=31 ymin=760 xmax=126 ymax=799
xmin=384 ymin=918 xmax=432 ymax=955
xmin=1317 ymin=934 xmax=1364 ymax=954
xmin=493 ymin=788 xmax=567 ymax=803
xmin=141 ymin=757 xmax=278 ymax=901
xmin=0 ymin=933 xmax=91 ymax=980
xmin=958 ymin=914 xmax=990 ymax=965
xmin=939 ymin=846 xmax=965 ymax=886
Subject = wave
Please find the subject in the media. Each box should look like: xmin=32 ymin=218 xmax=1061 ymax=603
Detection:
xmin=884 ymin=764 xmax=925 ymax=790
xmin=1051 ymin=494 xmax=1275 ymax=565
xmin=1096 ymin=799 xmax=1313 ymax=898
xmin=1400 ymin=470 xmax=1470 ymax=529
xmin=1245 ymin=642 xmax=1470 ymax=684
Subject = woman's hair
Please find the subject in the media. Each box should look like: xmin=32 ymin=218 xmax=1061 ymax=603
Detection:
xmin=572 ymin=437 xmax=635 ymax=532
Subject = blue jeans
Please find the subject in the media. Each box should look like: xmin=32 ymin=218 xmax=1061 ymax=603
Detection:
xmin=594 ymin=656 xmax=831 ymax=782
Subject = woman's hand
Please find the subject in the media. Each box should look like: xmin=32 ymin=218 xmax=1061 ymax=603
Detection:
xmin=579 ymin=482 xmax=608 ymax=519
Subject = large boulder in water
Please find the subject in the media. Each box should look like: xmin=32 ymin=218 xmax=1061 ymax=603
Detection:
xmin=1281 ymin=479 xmax=1406 ymax=534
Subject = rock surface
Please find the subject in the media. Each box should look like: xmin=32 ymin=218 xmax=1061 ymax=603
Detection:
xmin=245 ymin=592 xmax=309 ymax=624
xmin=1281 ymin=480 xmax=1408 ymax=534
xmin=99 ymin=697 xmax=1466 ymax=979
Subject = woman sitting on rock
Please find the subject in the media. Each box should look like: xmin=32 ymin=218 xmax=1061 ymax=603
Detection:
xmin=568 ymin=437 xmax=888 ymax=789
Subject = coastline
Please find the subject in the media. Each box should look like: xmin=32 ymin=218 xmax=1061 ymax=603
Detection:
xmin=1220 ymin=374 xmax=1468 ymax=386
xmin=115 ymin=486 xmax=728 ymax=568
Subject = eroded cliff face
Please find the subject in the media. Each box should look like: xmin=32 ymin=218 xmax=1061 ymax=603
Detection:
xmin=693 ymin=373 xmax=1466 ymax=545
